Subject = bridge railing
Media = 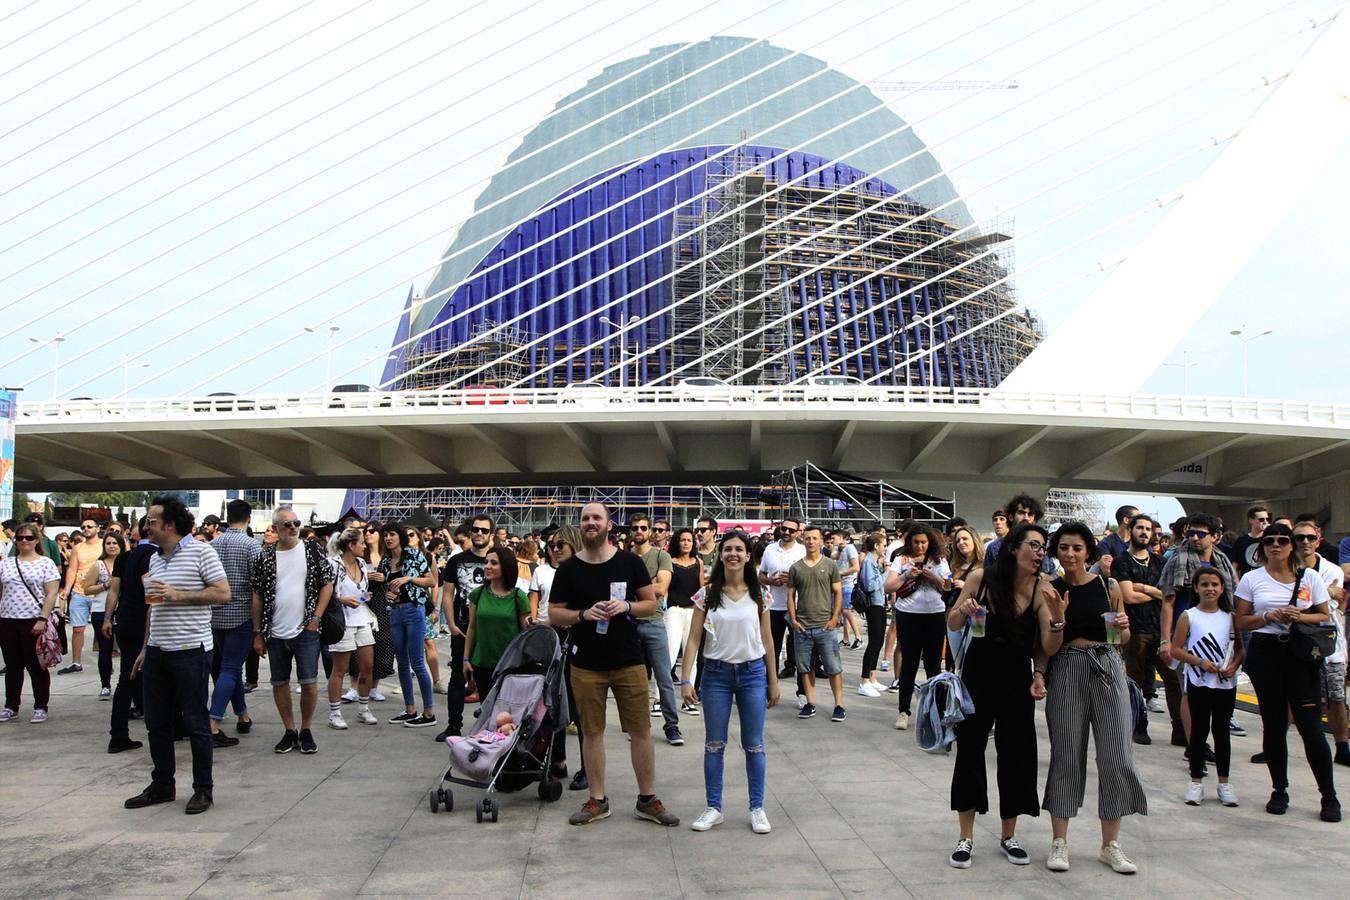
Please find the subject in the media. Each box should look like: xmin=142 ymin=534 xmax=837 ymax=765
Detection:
xmin=14 ymin=386 xmax=1350 ymax=427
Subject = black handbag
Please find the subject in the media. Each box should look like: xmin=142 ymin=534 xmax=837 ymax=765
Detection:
xmin=1286 ymin=571 xmax=1336 ymax=664
xmin=320 ymin=598 xmax=346 ymax=645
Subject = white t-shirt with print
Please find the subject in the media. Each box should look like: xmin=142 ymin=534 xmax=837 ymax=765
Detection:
xmin=1235 ymin=566 xmax=1332 ymax=636
xmin=271 ymin=544 xmax=307 ymax=639
xmin=888 ymin=557 xmax=951 ymax=615
xmin=0 ymin=556 xmax=60 ymax=619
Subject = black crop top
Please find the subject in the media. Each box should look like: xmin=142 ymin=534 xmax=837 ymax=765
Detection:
xmin=974 ymin=581 xmax=1038 ymax=656
xmin=667 ymin=560 xmax=702 ymax=608
xmin=1054 ymin=575 xmax=1112 ymax=643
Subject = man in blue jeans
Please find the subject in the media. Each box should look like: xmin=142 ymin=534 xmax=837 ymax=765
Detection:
xmin=208 ymin=499 xmax=259 ymax=748
xmin=629 ymin=515 xmax=683 ymax=747
xmin=124 ymin=495 xmax=229 ymax=816
xmin=251 ymin=507 xmax=334 ymax=755
xmin=786 ymin=525 xmax=845 ymax=722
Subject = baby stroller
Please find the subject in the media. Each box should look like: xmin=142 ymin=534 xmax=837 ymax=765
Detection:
xmin=429 ymin=625 xmax=569 ymax=822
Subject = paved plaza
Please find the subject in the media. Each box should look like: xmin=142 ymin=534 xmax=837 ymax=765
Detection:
xmin=2 ymin=654 xmax=1347 ymax=899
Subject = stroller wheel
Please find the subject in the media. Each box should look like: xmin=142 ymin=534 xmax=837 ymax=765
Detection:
xmin=429 ymin=790 xmax=438 ymax=814
xmin=539 ymin=778 xmax=563 ymax=803
xmin=475 ymin=801 xmax=483 ymax=823
xmin=441 ymin=788 xmax=453 ymax=812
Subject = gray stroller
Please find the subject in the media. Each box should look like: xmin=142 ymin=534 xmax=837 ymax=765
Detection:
xmin=429 ymin=625 xmax=569 ymax=822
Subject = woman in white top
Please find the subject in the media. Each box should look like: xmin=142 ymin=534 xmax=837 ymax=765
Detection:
xmin=1171 ymin=569 xmax=1243 ymax=808
xmin=680 ymin=531 xmax=780 ymax=835
xmin=0 ymin=522 xmax=60 ymax=722
xmin=884 ymin=524 xmax=952 ymax=731
xmin=81 ymin=534 xmax=124 ymax=699
xmin=528 ymin=526 xmax=581 ymax=626
xmin=326 ymin=527 xmax=378 ymax=730
xmin=1234 ymin=522 xmax=1339 ymax=821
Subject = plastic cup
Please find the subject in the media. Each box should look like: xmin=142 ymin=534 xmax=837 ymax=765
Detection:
xmin=970 ymin=607 xmax=987 ymax=638
xmin=1103 ymin=611 xmax=1122 ymax=644
xmin=142 ymin=573 xmax=163 ymax=605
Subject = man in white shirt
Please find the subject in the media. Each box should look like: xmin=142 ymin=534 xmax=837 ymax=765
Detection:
xmin=124 ymin=496 xmax=229 ymax=816
xmin=759 ymin=518 xmax=806 ymax=683
xmin=1295 ymin=517 xmax=1349 ymax=766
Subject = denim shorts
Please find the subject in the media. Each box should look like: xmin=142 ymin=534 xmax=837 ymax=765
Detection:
xmin=68 ymin=594 xmax=93 ymax=628
xmin=793 ymin=626 xmax=843 ymax=677
xmin=267 ymin=629 xmax=321 ymax=686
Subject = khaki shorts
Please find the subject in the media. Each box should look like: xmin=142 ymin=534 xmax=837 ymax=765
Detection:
xmin=330 ymin=623 xmax=376 ymax=653
xmin=569 ymin=663 xmax=650 ymax=736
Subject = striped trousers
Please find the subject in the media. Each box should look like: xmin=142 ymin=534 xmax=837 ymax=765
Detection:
xmin=1043 ymin=645 xmax=1148 ymax=820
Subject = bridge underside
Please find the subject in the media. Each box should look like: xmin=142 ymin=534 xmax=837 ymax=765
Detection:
xmin=16 ymin=393 xmax=1350 ymax=526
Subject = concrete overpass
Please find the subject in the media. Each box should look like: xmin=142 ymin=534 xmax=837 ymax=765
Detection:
xmin=15 ymin=385 xmax=1350 ymax=527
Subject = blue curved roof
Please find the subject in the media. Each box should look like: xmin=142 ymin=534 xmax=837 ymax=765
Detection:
xmin=414 ymin=35 xmax=972 ymax=335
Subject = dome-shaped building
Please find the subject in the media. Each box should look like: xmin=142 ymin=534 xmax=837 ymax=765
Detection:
xmin=383 ymin=35 xmax=1040 ymax=392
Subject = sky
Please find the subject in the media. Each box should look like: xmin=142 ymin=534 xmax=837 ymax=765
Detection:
xmin=0 ymin=1 xmax=1344 ymax=520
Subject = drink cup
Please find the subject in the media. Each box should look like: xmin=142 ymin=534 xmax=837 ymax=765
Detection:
xmin=594 ymin=607 xmax=610 ymax=635
xmin=970 ymin=607 xmax=987 ymax=638
xmin=143 ymin=574 xmax=163 ymax=605
xmin=1103 ymin=611 xmax=1122 ymax=644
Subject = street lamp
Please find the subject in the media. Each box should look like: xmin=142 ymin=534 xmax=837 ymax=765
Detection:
xmin=27 ymin=333 xmax=66 ymax=399
xmin=305 ymin=323 xmax=341 ymax=391
xmin=1160 ymin=350 xmax=1200 ymax=396
xmin=1228 ymin=323 xmax=1272 ymax=398
xmin=598 ymin=315 xmax=639 ymax=389
xmin=120 ymin=358 xmax=150 ymax=398
xmin=912 ymin=313 xmax=955 ymax=386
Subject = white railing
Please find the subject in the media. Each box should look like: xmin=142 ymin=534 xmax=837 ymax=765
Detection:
xmin=14 ymin=386 xmax=1350 ymax=428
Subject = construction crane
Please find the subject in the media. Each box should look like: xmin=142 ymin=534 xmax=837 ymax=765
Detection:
xmin=871 ymin=80 xmax=1019 ymax=92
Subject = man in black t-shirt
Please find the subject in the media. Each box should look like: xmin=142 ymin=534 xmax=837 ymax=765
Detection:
xmin=549 ymin=502 xmax=678 ymax=828
xmin=1112 ymin=514 xmax=1177 ymax=745
xmin=1227 ymin=505 xmax=1269 ymax=576
xmin=102 ymin=518 xmax=156 ymax=752
xmin=434 ymin=514 xmax=492 ymax=743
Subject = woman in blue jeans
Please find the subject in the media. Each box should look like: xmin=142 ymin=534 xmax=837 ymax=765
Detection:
xmin=372 ymin=525 xmax=437 ymax=728
xmin=680 ymin=531 xmax=780 ymax=834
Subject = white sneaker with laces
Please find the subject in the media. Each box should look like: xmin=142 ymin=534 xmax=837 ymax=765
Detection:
xmin=341 ymin=688 xmax=359 ymax=703
xmin=857 ymin=682 xmax=881 ymax=698
xmin=894 ymin=712 xmax=910 ymax=730
xmin=0 ymin=708 xmax=16 ymax=722
xmin=30 ymin=709 xmax=48 ymax=724
xmin=99 ymin=687 xmax=112 ymax=700
xmin=1046 ymin=838 xmax=1070 ymax=872
xmin=1184 ymin=782 xmax=1203 ymax=805
xmin=328 ymin=711 xmax=348 ymax=730
xmin=1146 ymin=696 xmax=1164 ymax=713
xmin=1217 ymin=783 xmax=1239 ymax=807
xmin=796 ymin=693 xmax=807 ymax=710
xmin=750 ymin=807 xmax=771 ymax=834
xmin=1098 ymin=841 xmax=1137 ymax=874
xmin=690 ymin=807 xmax=724 ymax=832
xmin=369 ymin=689 xmax=387 ymax=702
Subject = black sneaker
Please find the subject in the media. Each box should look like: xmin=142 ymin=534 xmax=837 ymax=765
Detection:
xmin=57 ymin=662 xmax=83 ymax=675
xmin=1266 ymin=789 xmax=1289 ymax=815
xmin=569 ymin=769 xmax=589 ymax=792
xmin=212 ymin=731 xmax=240 ymax=749
xmin=404 ymin=713 xmax=437 ymax=728
xmin=433 ymin=727 xmax=456 ymax=743
xmin=665 ymin=725 xmax=685 ymax=746
xmin=1251 ymin=751 xmax=1267 ymax=764
xmin=274 ymin=729 xmax=299 ymax=754
xmin=389 ymin=711 xmax=417 ymax=724
xmin=797 ymin=703 xmax=816 ymax=719
xmin=680 ymin=703 xmax=700 ymax=717
xmin=999 ymin=837 xmax=1030 ymax=865
xmin=1321 ymin=796 xmax=1342 ymax=823
xmin=235 ymin=718 xmax=252 ymax=734
xmin=886 ymin=680 xmax=900 ymax=693
xmin=831 ymin=706 xmax=846 ymax=722
xmin=949 ymin=837 xmax=973 ymax=869
xmin=107 ymin=737 xmax=143 ymax=754
xmin=298 ymin=729 xmax=317 ymax=753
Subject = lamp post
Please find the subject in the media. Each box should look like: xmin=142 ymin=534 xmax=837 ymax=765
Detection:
xmin=1160 ymin=350 xmax=1199 ymax=395
xmin=305 ymin=323 xmax=341 ymax=391
xmin=912 ymin=314 xmax=955 ymax=386
xmin=27 ymin=333 xmax=66 ymax=399
xmin=599 ymin=315 xmax=639 ymax=389
xmin=120 ymin=359 xmax=150 ymax=398
xmin=1228 ymin=323 xmax=1272 ymax=398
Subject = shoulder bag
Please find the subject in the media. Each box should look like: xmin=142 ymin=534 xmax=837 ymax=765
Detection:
xmin=1286 ymin=571 xmax=1336 ymax=664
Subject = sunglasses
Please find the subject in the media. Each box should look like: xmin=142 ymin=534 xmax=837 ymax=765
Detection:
xmin=1261 ymin=536 xmax=1291 ymax=546
xmin=781 ymin=527 xmax=798 ymax=533
xmin=1254 ymin=516 xmax=1270 ymax=523
xmin=1186 ymin=530 xmax=1212 ymax=539
xmin=549 ymin=542 xmax=568 ymax=551
xmin=695 ymin=527 xmax=711 ymax=533
xmin=14 ymin=535 xmax=37 ymax=542
xmin=471 ymin=527 xmax=491 ymax=535
xmin=632 ymin=525 xmax=649 ymax=531
xmin=277 ymin=520 xmax=301 ymax=528
xmin=81 ymin=524 xmax=98 ymax=530
xmin=1293 ymin=534 xmax=1320 ymax=543
xmin=653 ymin=527 xmax=667 ymax=533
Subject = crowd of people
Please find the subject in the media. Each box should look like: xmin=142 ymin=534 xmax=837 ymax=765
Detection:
xmin=1 ymin=493 xmax=1346 ymax=872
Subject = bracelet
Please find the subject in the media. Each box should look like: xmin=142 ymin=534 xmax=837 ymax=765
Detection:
xmin=679 ymin=679 xmax=693 ymax=686
xmin=1033 ymin=669 xmax=1046 ymax=678
xmin=625 ymin=600 xmax=632 ymax=615
xmin=1159 ymin=640 xmax=1170 ymax=647
xmin=1048 ymin=621 xmax=1065 ymax=632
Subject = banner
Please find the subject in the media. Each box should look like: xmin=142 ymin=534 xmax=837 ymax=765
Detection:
xmin=0 ymin=390 xmax=14 ymax=522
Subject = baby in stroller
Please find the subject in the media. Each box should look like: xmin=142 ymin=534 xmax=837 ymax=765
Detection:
xmin=449 ymin=711 xmax=517 ymax=746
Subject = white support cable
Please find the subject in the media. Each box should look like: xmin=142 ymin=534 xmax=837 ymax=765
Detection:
xmin=104 ymin=0 xmax=948 ymax=398
xmin=2 ymin=0 xmax=798 ymax=361
xmin=0 ymin=0 xmax=98 ymax=52
xmin=0 ymin=0 xmax=736 ymax=308
xmin=0 ymin=0 xmax=259 ymax=139
xmin=469 ymin=0 xmax=1227 ymax=391
xmin=272 ymin=0 xmax=1020 ymax=395
xmin=0 ymin=0 xmax=147 ymax=84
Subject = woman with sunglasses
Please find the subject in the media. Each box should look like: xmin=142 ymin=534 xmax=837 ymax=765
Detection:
xmin=1235 ymin=522 xmax=1339 ymax=821
xmin=681 ymin=531 xmax=779 ymax=834
xmin=0 ymin=523 xmax=60 ymax=722
xmin=406 ymin=528 xmax=442 ymax=696
xmin=353 ymin=522 xmax=394 ymax=704
xmin=666 ymin=527 xmax=706 ymax=713
xmin=325 ymin=527 xmax=379 ymax=730
xmin=1042 ymin=521 xmax=1146 ymax=875
xmin=946 ymin=523 xmax=1064 ymax=869
xmin=81 ymin=533 xmax=126 ymax=699
xmin=530 ymin=526 xmax=585 ymax=786
xmin=375 ymin=525 xmax=437 ymax=728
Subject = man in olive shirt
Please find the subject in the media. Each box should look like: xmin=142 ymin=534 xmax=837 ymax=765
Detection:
xmin=787 ymin=525 xmax=845 ymax=722
xmin=629 ymin=514 xmax=682 ymax=746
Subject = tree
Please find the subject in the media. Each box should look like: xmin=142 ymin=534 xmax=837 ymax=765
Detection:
xmin=49 ymin=491 xmax=149 ymax=509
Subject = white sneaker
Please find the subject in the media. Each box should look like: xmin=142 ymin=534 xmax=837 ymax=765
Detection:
xmin=293 ymin=685 xmax=302 ymax=694
xmin=690 ymin=807 xmax=724 ymax=831
xmin=750 ymin=807 xmax=771 ymax=834
xmin=1146 ymin=696 xmax=1164 ymax=713
xmin=357 ymin=708 xmax=378 ymax=725
xmin=369 ymin=689 xmax=386 ymax=702
xmin=1217 ymin=783 xmax=1239 ymax=807
xmin=30 ymin=709 xmax=48 ymax=724
xmin=99 ymin=686 xmax=112 ymax=700
xmin=795 ymin=693 xmax=807 ymax=710
xmin=857 ymin=682 xmax=881 ymax=698
xmin=894 ymin=712 xmax=910 ymax=731
xmin=1098 ymin=841 xmax=1137 ymax=874
xmin=0 ymin=708 xmax=16 ymax=722
xmin=1184 ymin=782 xmax=1203 ymax=805
xmin=328 ymin=711 xmax=348 ymax=730
xmin=879 ymin=660 xmax=890 ymax=671
xmin=341 ymin=688 xmax=359 ymax=703
xmin=1046 ymin=838 xmax=1069 ymax=872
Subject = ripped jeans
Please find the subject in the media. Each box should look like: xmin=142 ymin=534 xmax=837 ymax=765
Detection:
xmin=700 ymin=656 xmax=768 ymax=811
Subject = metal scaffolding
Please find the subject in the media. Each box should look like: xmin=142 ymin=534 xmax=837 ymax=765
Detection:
xmin=770 ymin=462 xmax=954 ymax=532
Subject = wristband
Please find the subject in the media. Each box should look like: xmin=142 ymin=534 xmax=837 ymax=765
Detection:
xmin=1048 ymin=621 xmax=1065 ymax=632
xmin=1159 ymin=640 xmax=1170 ymax=646
xmin=679 ymin=679 xmax=693 ymax=686
xmin=1033 ymin=669 xmax=1045 ymax=678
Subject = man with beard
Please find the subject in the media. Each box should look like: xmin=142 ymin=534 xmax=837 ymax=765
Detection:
xmin=1112 ymin=514 xmax=1175 ymax=745
xmin=433 ymin=515 xmax=492 ymax=743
